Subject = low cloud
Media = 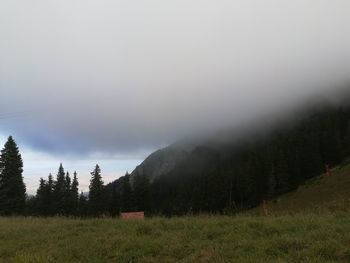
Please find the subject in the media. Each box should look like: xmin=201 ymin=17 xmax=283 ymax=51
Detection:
xmin=1 ymin=0 xmax=350 ymax=155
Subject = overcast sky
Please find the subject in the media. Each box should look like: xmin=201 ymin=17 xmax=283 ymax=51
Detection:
xmin=1 ymin=0 xmax=350 ymax=193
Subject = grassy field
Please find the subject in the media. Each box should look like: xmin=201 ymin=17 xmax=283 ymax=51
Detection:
xmin=1 ymin=213 xmax=350 ymax=263
xmin=1 ymin=162 xmax=350 ymax=263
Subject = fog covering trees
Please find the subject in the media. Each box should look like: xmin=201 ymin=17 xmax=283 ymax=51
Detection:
xmin=107 ymin=100 xmax=350 ymax=216
xmin=142 ymin=102 xmax=350 ymax=215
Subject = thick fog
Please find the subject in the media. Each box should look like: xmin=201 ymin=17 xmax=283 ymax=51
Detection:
xmin=1 ymin=0 xmax=350 ymax=156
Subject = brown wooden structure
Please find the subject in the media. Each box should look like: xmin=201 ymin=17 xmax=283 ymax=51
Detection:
xmin=120 ymin=212 xmax=145 ymax=220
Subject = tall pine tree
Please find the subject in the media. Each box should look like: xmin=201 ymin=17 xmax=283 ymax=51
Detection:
xmin=78 ymin=192 xmax=88 ymax=217
xmin=0 ymin=136 xmax=26 ymax=215
xmin=63 ymin=172 xmax=72 ymax=215
xmin=88 ymin=165 xmax=104 ymax=216
xmin=35 ymin=177 xmax=47 ymax=215
xmin=46 ymin=173 xmax=54 ymax=215
xmin=70 ymin=171 xmax=79 ymax=215
xmin=53 ymin=163 xmax=66 ymax=215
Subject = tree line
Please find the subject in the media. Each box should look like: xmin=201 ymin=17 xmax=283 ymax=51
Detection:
xmin=26 ymin=164 xmax=149 ymax=217
xmin=0 ymin=135 xmax=150 ymax=216
xmin=139 ymin=102 xmax=350 ymax=215
xmin=109 ymin=101 xmax=350 ymax=216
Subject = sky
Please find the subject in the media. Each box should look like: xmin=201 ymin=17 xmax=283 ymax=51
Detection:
xmin=1 ymin=0 xmax=350 ymax=194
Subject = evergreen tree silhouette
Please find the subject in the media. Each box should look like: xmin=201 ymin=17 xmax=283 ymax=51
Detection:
xmin=88 ymin=165 xmax=104 ymax=216
xmin=78 ymin=192 xmax=88 ymax=216
xmin=63 ymin=172 xmax=71 ymax=215
xmin=46 ymin=174 xmax=54 ymax=215
xmin=53 ymin=163 xmax=66 ymax=215
xmin=35 ymin=177 xmax=47 ymax=214
xmin=71 ymin=171 xmax=79 ymax=215
xmin=134 ymin=174 xmax=150 ymax=212
xmin=0 ymin=136 xmax=26 ymax=215
xmin=121 ymin=173 xmax=134 ymax=212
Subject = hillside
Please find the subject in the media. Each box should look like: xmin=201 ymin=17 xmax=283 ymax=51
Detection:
xmin=106 ymin=98 xmax=350 ymax=216
xmin=130 ymin=93 xmax=350 ymax=183
xmin=131 ymin=145 xmax=191 ymax=182
xmin=264 ymin=160 xmax=350 ymax=214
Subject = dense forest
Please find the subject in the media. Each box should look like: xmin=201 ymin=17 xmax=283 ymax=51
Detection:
xmin=143 ymin=102 xmax=350 ymax=215
xmin=0 ymin=99 xmax=350 ymax=217
xmin=120 ymin=100 xmax=350 ymax=216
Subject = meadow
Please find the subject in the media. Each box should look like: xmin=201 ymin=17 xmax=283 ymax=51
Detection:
xmin=1 ymin=212 xmax=350 ymax=263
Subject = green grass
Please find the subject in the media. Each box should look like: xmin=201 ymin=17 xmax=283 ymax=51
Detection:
xmin=1 ymin=213 xmax=350 ymax=262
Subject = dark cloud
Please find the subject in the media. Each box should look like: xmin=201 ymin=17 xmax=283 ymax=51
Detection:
xmin=1 ymin=0 xmax=350 ymax=155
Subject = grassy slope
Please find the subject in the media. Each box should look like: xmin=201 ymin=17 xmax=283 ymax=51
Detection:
xmin=263 ymin=160 xmax=350 ymax=214
xmin=1 ymin=214 xmax=350 ymax=263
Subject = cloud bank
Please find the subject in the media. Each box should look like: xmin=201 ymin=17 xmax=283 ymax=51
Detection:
xmin=1 ymin=0 xmax=350 ymax=155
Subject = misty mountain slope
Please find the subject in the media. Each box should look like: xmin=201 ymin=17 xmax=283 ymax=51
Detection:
xmin=131 ymin=96 xmax=350 ymax=182
xmin=112 ymin=95 xmax=350 ymax=215
xmin=131 ymin=146 xmax=191 ymax=182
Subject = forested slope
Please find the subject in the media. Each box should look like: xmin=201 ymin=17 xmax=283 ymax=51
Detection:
xmin=109 ymin=96 xmax=350 ymax=216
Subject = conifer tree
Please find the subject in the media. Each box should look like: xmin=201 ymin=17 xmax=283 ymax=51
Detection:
xmin=104 ymin=182 xmax=120 ymax=217
xmin=46 ymin=173 xmax=54 ymax=215
xmin=78 ymin=192 xmax=88 ymax=217
xmin=110 ymin=183 xmax=120 ymax=216
xmin=88 ymin=165 xmax=104 ymax=216
xmin=63 ymin=172 xmax=72 ymax=214
xmin=0 ymin=136 xmax=26 ymax=215
xmin=53 ymin=163 xmax=66 ymax=215
xmin=35 ymin=174 xmax=56 ymax=216
xmin=35 ymin=177 xmax=47 ymax=214
xmin=71 ymin=171 xmax=79 ymax=215
xmin=134 ymin=174 xmax=150 ymax=212
xmin=65 ymin=172 xmax=71 ymax=191
xmin=121 ymin=173 xmax=134 ymax=212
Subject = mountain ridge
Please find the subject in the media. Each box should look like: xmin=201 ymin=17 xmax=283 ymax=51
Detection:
xmin=106 ymin=90 xmax=350 ymax=215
